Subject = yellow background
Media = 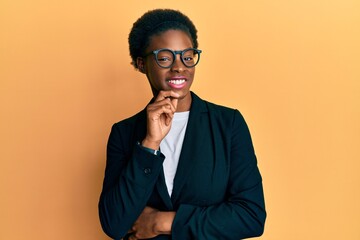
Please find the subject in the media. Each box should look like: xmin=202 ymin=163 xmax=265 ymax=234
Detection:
xmin=1 ymin=0 xmax=359 ymax=239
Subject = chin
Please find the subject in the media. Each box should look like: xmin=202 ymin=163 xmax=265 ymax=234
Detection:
xmin=176 ymin=89 xmax=191 ymax=99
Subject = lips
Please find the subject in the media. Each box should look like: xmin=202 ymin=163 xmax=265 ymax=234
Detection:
xmin=167 ymin=77 xmax=187 ymax=89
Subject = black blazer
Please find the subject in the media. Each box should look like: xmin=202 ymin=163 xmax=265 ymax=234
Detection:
xmin=99 ymin=92 xmax=266 ymax=240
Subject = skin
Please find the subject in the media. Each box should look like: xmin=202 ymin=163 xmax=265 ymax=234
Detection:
xmin=128 ymin=30 xmax=197 ymax=239
xmin=137 ymin=29 xmax=195 ymax=112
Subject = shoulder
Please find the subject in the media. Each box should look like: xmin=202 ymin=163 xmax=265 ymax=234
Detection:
xmin=195 ymin=93 xmax=243 ymax=120
xmin=206 ymin=100 xmax=237 ymax=116
xmin=110 ymin=109 xmax=147 ymax=138
xmin=192 ymin=93 xmax=248 ymax=133
xmin=107 ymin=109 xmax=147 ymax=150
xmin=207 ymin=101 xmax=247 ymax=130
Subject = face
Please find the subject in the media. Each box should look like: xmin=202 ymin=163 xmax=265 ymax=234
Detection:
xmin=137 ymin=30 xmax=196 ymax=106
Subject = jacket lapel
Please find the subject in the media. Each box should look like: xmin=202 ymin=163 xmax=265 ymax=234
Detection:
xmin=171 ymin=92 xmax=208 ymax=204
xmin=135 ymin=93 xmax=209 ymax=209
xmin=155 ymin=169 xmax=174 ymax=210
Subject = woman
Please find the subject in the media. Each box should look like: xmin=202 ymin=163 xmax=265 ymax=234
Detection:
xmin=99 ymin=9 xmax=266 ymax=240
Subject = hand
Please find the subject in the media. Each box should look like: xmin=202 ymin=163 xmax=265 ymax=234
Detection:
xmin=142 ymin=91 xmax=179 ymax=150
xmin=128 ymin=206 xmax=175 ymax=239
xmin=128 ymin=207 xmax=158 ymax=239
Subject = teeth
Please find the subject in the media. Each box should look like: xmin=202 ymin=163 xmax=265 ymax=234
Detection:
xmin=169 ymin=79 xmax=185 ymax=85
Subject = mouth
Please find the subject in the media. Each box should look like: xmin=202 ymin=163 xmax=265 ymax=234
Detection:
xmin=167 ymin=78 xmax=187 ymax=89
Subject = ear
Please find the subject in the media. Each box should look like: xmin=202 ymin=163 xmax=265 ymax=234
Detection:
xmin=136 ymin=57 xmax=146 ymax=74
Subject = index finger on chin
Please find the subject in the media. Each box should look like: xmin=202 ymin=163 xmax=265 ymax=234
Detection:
xmin=156 ymin=90 xmax=180 ymax=101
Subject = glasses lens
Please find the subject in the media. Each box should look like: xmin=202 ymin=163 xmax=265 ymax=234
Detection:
xmin=156 ymin=49 xmax=174 ymax=68
xmin=182 ymin=49 xmax=200 ymax=67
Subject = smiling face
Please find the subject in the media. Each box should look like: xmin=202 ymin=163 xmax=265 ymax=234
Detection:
xmin=137 ymin=30 xmax=196 ymax=111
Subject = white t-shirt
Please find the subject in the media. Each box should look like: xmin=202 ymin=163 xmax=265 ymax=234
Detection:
xmin=160 ymin=111 xmax=190 ymax=196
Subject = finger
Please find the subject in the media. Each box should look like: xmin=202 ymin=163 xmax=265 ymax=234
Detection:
xmin=162 ymin=98 xmax=177 ymax=112
xmin=164 ymin=113 xmax=173 ymax=126
xmin=158 ymin=110 xmax=174 ymax=125
xmin=163 ymin=103 xmax=175 ymax=114
xmin=171 ymin=97 xmax=178 ymax=111
xmin=148 ymin=101 xmax=176 ymax=116
xmin=155 ymin=90 xmax=180 ymax=102
xmin=166 ymin=114 xmax=174 ymax=125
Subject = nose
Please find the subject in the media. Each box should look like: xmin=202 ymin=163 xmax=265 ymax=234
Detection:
xmin=170 ymin=54 xmax=184 ymax=72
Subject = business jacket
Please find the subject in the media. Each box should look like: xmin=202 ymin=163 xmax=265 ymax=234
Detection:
xmin=99 ymin=92 xmax=266 ymax=240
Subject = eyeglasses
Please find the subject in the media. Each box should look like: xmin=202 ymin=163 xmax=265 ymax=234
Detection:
xmin=144 ymin=48 xmax=202 ymax=68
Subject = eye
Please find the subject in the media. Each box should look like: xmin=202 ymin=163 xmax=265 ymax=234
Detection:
xmin=183 ymin=56 xmax=194 ymax=62
xmin=157 ymin=50 xmax=173 ymax=62
xmin=157 ymin=56 xmax=172 ymax=62
xmin=182 ymin=49 xmax=196 ymax=63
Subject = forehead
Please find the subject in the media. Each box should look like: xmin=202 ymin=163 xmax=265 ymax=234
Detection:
xmin=147 ymin=30 xmax=193 ymax=51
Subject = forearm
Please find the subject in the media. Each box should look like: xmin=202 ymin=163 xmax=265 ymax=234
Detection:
xmin=128 ymin=207 xmax=175 ymax=239
xmin=172 ymin=181 xmax=266 ymax=239
xmin=99 ymin=144 xmax=165 ymax=239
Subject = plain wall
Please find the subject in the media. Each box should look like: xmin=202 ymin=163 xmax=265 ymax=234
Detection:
xmin=1 ymin=0 xmax=359 ymax=239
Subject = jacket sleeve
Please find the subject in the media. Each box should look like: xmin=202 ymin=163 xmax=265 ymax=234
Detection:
xmin=98 ymin=122 xmax=165 ymax=240
xmin=171 ymin=110 xmax=266 ymax=239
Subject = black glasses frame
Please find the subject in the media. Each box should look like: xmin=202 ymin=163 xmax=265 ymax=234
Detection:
xmin=144 ymin=48 xmax=202 ymax=68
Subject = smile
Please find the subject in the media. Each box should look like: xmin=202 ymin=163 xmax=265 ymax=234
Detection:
xmin=167 ymin=78 xmax=187 ymax=89
xmin=168 ymin=79 xmax=186 ymax=85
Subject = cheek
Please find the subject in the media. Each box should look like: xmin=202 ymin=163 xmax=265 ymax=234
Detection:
xmin=147 ymin=70 xmax=165 ymax=85
xmin=188 ymin=69 xmax=196 ymax=79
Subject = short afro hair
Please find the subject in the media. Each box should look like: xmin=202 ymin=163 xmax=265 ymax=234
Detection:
xmin=128 ymin=9 xmax=198 ymax=69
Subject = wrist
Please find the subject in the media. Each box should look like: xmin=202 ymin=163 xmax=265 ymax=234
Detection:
xmin=154 ymin=211 xmax=175 ymax=234
xmin=141 ymin=138 xmax=160 ymax=150
xmin=137 ymin=141 xmax=161 ymax=156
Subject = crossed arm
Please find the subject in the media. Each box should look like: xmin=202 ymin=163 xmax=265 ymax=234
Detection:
xmin=99 ymin=91 xmax=266 ymax=239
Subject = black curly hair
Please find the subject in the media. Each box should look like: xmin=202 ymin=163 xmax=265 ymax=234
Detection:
xmin=128 ymin=9 xmax=198 ymax=69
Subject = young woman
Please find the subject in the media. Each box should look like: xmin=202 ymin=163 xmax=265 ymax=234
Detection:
xmin=99 ymin=9 xmax=266 ymax=240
